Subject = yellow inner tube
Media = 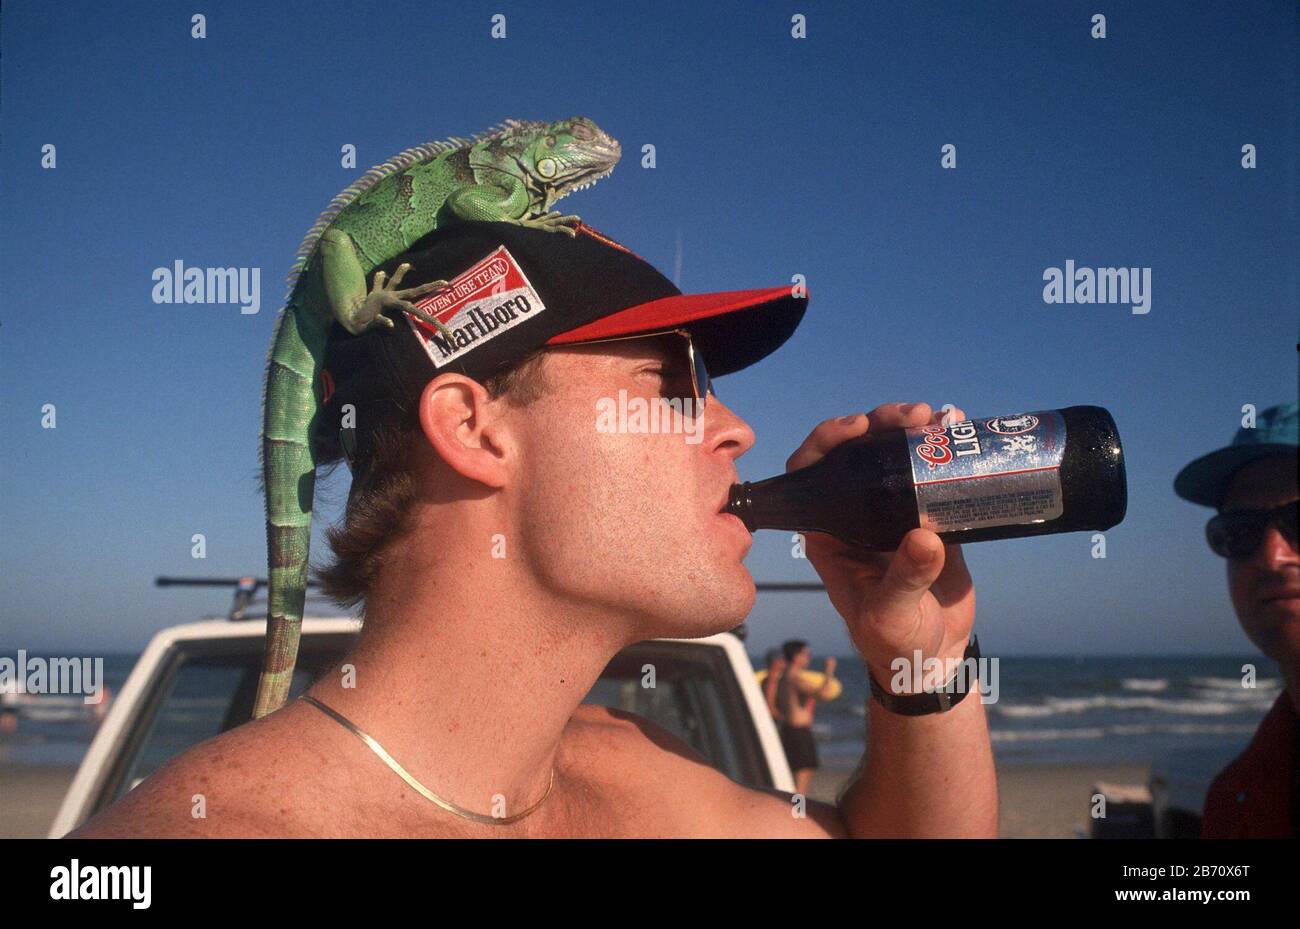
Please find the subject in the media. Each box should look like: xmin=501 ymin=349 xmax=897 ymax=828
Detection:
xmin=755 ymin=668 xmax=843 ymax=701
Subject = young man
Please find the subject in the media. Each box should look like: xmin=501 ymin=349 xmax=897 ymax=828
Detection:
xmin=775 ymin=640 xmax=839 ymax=797
xmin=72 ymin=221 xmax=995 ymax=838
xmin=1174 ymin=401 xmax=1299 ymax=838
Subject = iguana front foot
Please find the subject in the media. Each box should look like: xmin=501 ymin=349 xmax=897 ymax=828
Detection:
xmin=511 ymin=211 xmax=581 ymax=237
xmin=348 ymin=263 xmax=454 ymax=338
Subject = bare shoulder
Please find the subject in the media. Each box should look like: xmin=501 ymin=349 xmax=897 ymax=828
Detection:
xmin=562 ymin=704 xmax=845 ymax=838
xmin=564 ymin=703 xmax=709 ymax=757
xmin=68 ymin=709 xmax=317 ymax=839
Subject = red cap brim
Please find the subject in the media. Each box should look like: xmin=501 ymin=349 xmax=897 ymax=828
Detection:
xmin=543 ymin=285 xmax=807 ymax=378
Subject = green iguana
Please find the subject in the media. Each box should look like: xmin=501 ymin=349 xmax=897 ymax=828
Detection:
xmin=254 ymin=117 xmax=621 ymax=718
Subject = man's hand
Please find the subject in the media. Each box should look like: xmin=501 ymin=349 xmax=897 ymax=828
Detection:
xmin=787 ymin=402 xmax=976 ymax=692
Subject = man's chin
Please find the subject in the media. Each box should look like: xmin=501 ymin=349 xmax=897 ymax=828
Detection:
xmin=1247 ymin=600 xmax=1300 ymax=664
xmin=680 ymin=616 xmax=752 ymax=640
xmin=644 ymin=575 xmax=755 ymax=640
xmin=1259 ymin=597 xmax=1300 ymax=624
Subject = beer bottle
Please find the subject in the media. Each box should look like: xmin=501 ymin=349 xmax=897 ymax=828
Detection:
xmin=725 ymin=406 xmax=1126 ymax=549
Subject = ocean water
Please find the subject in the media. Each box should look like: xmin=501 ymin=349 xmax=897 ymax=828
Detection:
xmin=0 ymin=652 xmax=1283 ymax=779
xmin=0 ymin=654 xmax=141 ymax=768
xmin=773 ymin=653 xmax=1284 ymax=773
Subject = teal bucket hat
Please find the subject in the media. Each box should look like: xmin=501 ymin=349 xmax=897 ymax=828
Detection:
xmin=1174 ymin=401 xmax=1299 ymax=508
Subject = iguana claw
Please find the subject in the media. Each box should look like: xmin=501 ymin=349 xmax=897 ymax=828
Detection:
xmin=512 ymin=211 xmax=581 ymax=237
xmin=354 ymin=263 xmax=454 ymax=338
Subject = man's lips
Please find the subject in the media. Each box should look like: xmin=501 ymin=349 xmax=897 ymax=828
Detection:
xmin=716 ymin=509 xmax=752 ymax=551
xmin=716 ymin=481 xmax=739 ymax=515
xmin=1260 ymin=589 xmax=1300 ymax=603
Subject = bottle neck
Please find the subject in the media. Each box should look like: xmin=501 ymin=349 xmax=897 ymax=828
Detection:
xmin=725 ymin=482 xmax=756 ymax=531
xmin=726 ymin=465 xmax=828 ymax=534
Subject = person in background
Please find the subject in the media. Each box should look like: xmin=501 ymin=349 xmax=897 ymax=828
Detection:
xmin=776 ymin=639 xmax=839 ymax=796
xmin=1174 ymin=400 xmax=1299 ymax=838
xmin=763 ymin=649 xmax=788 ymax=723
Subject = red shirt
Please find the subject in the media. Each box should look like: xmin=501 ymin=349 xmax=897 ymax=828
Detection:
xmin=1201 ymin=691 xmax=1299 ymax=839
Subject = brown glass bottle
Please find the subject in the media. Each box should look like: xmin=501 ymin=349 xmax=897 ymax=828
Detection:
xmin=724 ymin=406 xmax=1126 ymax=550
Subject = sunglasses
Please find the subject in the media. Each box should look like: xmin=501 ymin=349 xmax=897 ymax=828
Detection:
xmin=564 ymin=328 xmax=713 ymax=414
xmin=1206 ymin=499 xmax=1299 ymax=559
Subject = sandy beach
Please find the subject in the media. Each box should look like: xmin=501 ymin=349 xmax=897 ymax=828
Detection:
xmin=808 ymin=762 xmax=1152 ymax=838
xmin=7 ymin=761 xmax=1149 ymax=838
xmin=1 ymin=765 xmax=78 ymax=839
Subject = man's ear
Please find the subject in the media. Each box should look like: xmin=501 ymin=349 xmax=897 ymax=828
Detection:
xmin=415 ymin=374 xmax=514 ymax=490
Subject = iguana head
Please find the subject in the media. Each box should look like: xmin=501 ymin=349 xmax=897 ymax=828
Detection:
xmin=475 ymin=116 xmax=621 ymax=210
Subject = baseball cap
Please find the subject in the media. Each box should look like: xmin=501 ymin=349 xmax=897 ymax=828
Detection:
xmin=1173 ymin=401 xmax=1299 ymax=508
xmin=318 ymin=220 xmax=808 ymax=489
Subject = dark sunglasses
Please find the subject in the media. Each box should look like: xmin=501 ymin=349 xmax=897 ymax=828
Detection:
xmin=566 ymin=328 xmax=713 ymax=414
xmin=1206 ymin=499 xmax=1299 ymax=559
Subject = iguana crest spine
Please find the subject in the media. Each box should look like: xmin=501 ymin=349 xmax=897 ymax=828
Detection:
xmin=282 ymin=119 xmax=551 ymax=297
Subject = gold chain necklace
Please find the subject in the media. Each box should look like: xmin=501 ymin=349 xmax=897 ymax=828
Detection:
xmin=301 ymin=695 xmax=555 ymax=826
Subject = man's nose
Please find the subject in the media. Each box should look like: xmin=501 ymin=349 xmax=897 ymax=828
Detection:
xmin=1250 ymin=523 xmax=1300 ymax=569
xmin=706 ymin=396 xmax=756 ymax=455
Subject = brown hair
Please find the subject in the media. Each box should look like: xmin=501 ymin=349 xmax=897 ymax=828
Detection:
xmin=315 ymin=350 xmax=552 ymax=612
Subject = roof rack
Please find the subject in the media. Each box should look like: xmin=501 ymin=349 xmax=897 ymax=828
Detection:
xmin=155 ymin=576 xmax=336 ymax=622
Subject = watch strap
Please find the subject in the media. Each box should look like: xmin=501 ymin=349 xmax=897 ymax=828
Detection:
xmin=867 ymin=635 xmax=981 ymax=717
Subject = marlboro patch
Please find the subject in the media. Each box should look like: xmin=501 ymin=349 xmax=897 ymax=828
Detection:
xmin=404 ymin=245 xmax=546 ymax=368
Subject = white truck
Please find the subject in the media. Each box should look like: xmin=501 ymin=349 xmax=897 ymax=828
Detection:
xmin=50 ymin=587 xmax=795 ymax=836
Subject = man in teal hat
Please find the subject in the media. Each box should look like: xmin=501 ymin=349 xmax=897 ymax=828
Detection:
xmin=1174 ymin=401 xmax=1299 ymax=838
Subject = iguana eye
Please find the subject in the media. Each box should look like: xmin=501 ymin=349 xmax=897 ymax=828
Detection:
xmin=537 ymin=157 xmax=557 ymax=178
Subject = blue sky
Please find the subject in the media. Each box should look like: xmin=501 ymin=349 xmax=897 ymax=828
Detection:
xmin=2 ymin=1 xmax=1295 ymax=657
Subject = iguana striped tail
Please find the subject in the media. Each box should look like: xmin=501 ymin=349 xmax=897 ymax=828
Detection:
xmin=252 ymin=304 xmax=328 ymax=718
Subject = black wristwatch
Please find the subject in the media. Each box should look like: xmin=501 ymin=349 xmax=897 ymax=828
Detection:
xmin=867 ymin=635 xmax=981 ymax=717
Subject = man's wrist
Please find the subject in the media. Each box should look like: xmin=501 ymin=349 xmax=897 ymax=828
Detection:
xmin=865 ymin=640 xmax=973 ymax=696
xmin=865 ymin=636 xmax=981 ymax=716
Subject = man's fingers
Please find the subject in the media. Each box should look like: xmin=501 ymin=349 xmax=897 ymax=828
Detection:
xmin=872 ymin=529 xmax=946 ymax=623
xmin=876 ymin=401 xmax=931 ymax=430
xmin=785 ymin=402 xmax=934 ymax=473
xmin=786 ymin=414 xmax=869 ymax=472
xmin=936 ymin=405 xmax=966 ymax=425
xmin=929 ymin=541 xmax=974 ymax=607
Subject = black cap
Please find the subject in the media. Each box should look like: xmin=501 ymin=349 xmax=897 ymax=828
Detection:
xmin=318 ymin=220 xmax=808 ymax=491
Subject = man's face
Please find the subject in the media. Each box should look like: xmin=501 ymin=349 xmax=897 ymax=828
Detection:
xmin=506 ymin=334 xmax=757 ymax=642
xmin=791 ymin=647 xmax=810 ymax=670
xmin=1219 ymin=455 xmax=1300 ymax=664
